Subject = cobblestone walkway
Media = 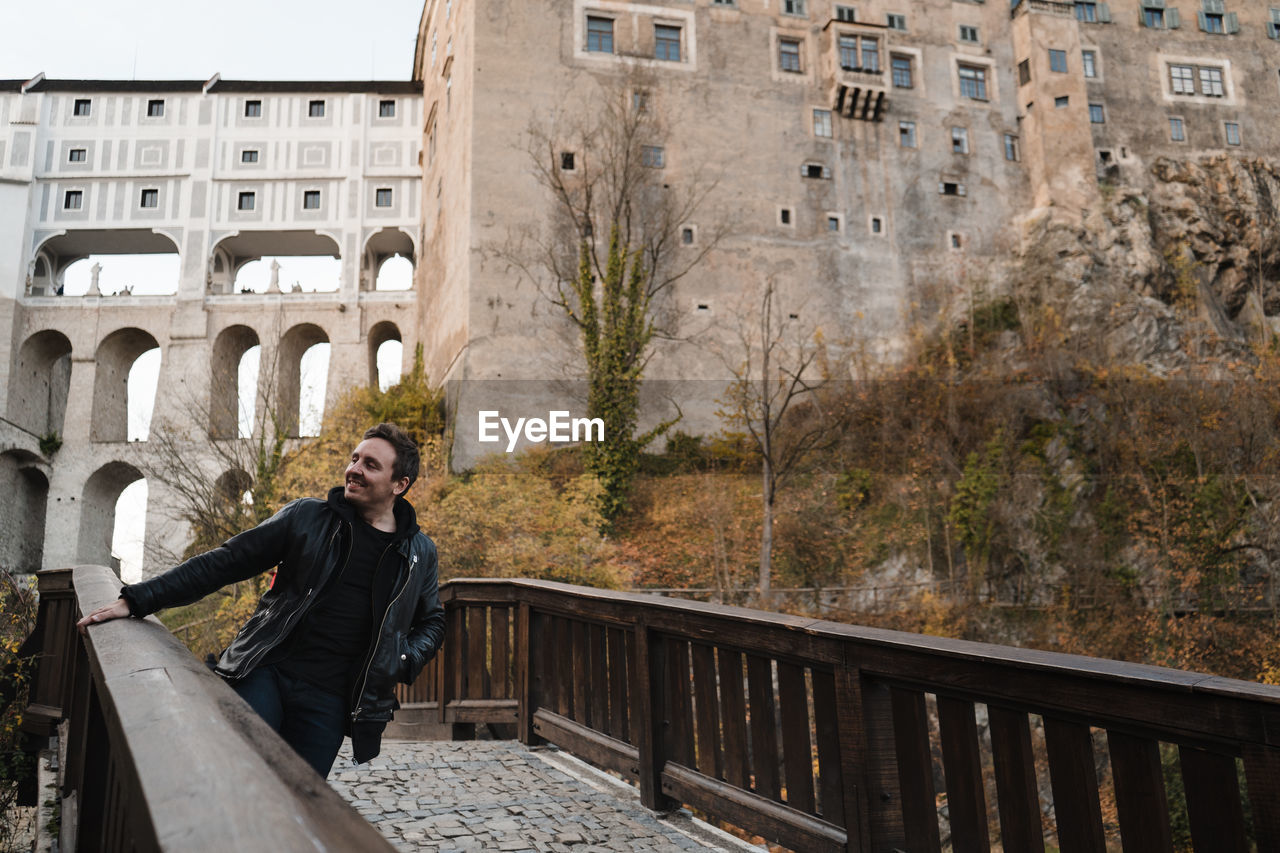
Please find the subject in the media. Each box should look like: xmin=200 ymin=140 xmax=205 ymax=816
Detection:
xmin=329 ymin=740 xmax=758 ymax=852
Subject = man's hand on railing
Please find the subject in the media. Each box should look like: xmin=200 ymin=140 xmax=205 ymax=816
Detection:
xmin=76 ymin=598 xmax=132 ymax=634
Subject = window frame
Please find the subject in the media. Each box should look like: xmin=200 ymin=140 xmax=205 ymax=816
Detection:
xmin=375 ymin=187 xmax=394 ymax=207
xmin=1049 ymin=49 xmax=1068 ymax=73
xmin=1089 ymin=103 xmax=1106 ymax=123
xmin=813 ymin=108 xmax=833 ymax=138
xmin=64 ymin=189 xmax=84 ymax=210
xmin=378 ymin=99 xmax=396 ymax=118
xmin=241 ymin=149 xmax=260 ymax=164
xmin=303 ymin=189 xmax=322 ymax=210
xmin=244 ymin=100 xmax=262 ymax=118
xmin=586 ymin=15 xmax=614 ymax=53
xmin=146 ymin=99 xmax=165 ymax=118
xmin=886 ymin=12 xmax=907 ymax=30
xmin=891 ymin=54 xmax=914 ymax=88
xmin=237 ymin=191 xmax=256 ymax=211
xmin=958 ymin=24 xmax=980 ymax=43
xmin=139 ymin=188 xmax=159 ymax=209
xmin=1169 ymin=115 xmax=1186 ymax=141
xmin=951 ymin=126 xmax=970 ymax=154
xmin=68 ymin=148 xmax=87 ymax=163
xmin=958 ymin=63 xmax=988 ymax=100
xmin=898 ymin=120 xmax=917 ymax=148
xmin=641 ymin=145 xmax=666 ymax=168
xmin=779 ymin=37 xmax=803 ymax=73
xmin=835 ymin=5 xmax=856 ymax=22
xmin=72 ymin=99 xmax=91 ymax=117
xmin=654 ymin=23 xmax=682 ymax=61
xmin=1003 ymin=133 xmax=1020 ymax=161
xmin=1224 ymin=120 xmax=1241 ymax=145
xmin=307 ymin=99 xmax=326 ymax=118
xmin=1076 ymin=1 xmax=1097 ymax=21
xmin=783 ymin=0 xmax=807 ymax=16
xmin=1082 ymin=50 xmax=1098 ymax=78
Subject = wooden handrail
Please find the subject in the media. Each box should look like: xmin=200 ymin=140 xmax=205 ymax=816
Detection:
xmin=27 ymin=565 xmax=394 ymax=852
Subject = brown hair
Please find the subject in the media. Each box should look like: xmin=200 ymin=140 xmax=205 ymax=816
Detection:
xmin=363 ymin=423 xmax=420 ymax=492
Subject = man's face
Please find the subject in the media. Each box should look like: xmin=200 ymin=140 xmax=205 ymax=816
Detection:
xmin=344 ymin=438 xmax=408 ymax=511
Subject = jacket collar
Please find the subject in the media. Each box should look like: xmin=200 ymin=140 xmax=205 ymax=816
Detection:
xmin=326 ymin=486 xmax=420 ymax=543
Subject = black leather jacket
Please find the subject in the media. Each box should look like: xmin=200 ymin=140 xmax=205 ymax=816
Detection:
xmin=121 ymin=487 xmax=445 ymax=761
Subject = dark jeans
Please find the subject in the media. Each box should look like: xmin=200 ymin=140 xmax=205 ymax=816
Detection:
xmin=230 ymin=665 xmax=347 ymax=778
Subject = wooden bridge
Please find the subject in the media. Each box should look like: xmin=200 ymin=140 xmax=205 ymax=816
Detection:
xmin=22 ymin=564 xmax=1280 ymax=851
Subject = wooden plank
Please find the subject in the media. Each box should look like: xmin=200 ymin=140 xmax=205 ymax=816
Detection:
xmin=444 ymin=698 xmax=520 ymax=724
xmin=777 ymin=661 xmax=815 ymax=814
xmin=859 ymin=677 xmax=904 ymax=850
xmin=532 ymin=708 xmax=639 ymax=780
xmin=717 ymin=648 xmax=750 ymax=789
xmin=1179 ymin=745 xmax=1248 ymax=853
xmin=588 ymin=622 xmax=608 ymax=734
xmin=632 ymin=619 xmax=674 ymax=810
xmin=516 ymin=603 xmax=537 ymax=744
xmin=607 ymin=626 xmax=628 ymax=742
xmin=689 ymin=642 xmax=721 ymax=778
xmin=624 ymin=628 xmax=638 ymax=746
xmin=571 ymin=619 xmax=589 ymax=725
xmin=1043 ymin=716 xmax=1106 ymax=852
xmin=889 ymin=686 xmax=941 ymax=852
xmin=936 ymin=695 xmax=989 ymax=853
xmin=553 ymin=616 xmax=571 ymax=717
xmin=491 ymin=605 xmax=510 ymax=699
xmin=746 ymin=654 xmax=782 ymax=801
xmin=467 ymin=605 xmax=488 ymax=699
xmin=810 ymin=667 xmax=845 ymax=827
xmin=1242 ymin=743 xmax=1280 ymax=853
xmin=1106 ymin=730 xmax=1171 ymax=853
xmin=661 ymin=762 xmax=846 ymax=853
xmin=665 ymin=636 xmax=695 ymax=768
xmin=987 ymin=705 xmax=1044 ymax=853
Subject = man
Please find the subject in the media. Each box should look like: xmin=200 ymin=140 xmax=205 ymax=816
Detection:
xmin=77 ymin=422 xmax=445 ymax=778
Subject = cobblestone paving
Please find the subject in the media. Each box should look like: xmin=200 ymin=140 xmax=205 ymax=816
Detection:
xmin=328 ymin=740 xmax=757 ymax=853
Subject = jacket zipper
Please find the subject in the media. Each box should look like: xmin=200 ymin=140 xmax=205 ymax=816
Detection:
xmin=351 ymin=550 xmax=417 ymax=720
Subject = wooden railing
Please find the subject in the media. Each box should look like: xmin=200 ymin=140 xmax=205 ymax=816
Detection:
xmin=24 ymin=566 xmax=394 ymax=852
xmin=429 ymin=578 xmax=1280 ymax=852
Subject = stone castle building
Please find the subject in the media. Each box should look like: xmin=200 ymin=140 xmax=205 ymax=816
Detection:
xmin=0 ymin=0 xmax=1269 ymax=575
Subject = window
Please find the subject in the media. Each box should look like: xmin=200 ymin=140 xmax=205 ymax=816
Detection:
xmin=951 ymin=126 xmax=969 ymax=154
xmin=303 ymin=190 xmax=321 ymax=209
xmin=245 ymin=100 xmax=262 ymax=118
xmin=1049 ymin=49 xmax=1067 ymax=73
xmin=1269 ymin=8 xmax=1280 ymax=39
xmin=784 ymin=0 xmax=806 ymax=15
xmin=835 ymin=5 xmax=856 ymax=21
xmin=375 ymin=188 xmax=394 ymax=207
xmin=1142 ymin=3 xmax=1179 ymax=27
xmin=146 ymin=99 xmax=164 ymax=117
xmin=1089 ymin=103 xmax=1106 ymax=123
xmin=1170 ymin=64 xmax=1196 ymax=94
xmin=1004 ymin=133 xmax=1020 ymax=161
xmin=779 ymin=38 xmax=802 ymax=72
xmin=379 ymin=100 xmax=396 ymax=118
xmin=711 ymin=0 xmax=734 ymax=4
xmin=1203 ymin=12 xmax=1224 ymax=32
xmin=560 ymin=151 xmax=576 ymax=171
xmin=140 ymin=188 xmax=158 ymax=208
xmin=861 ymin=37 xmax=879 ymax=72
xmin=898 ymin=120 xmax=916 ymax=148
xmin=959 ymin=25 xmax=979 ymax=43
xmin=1169 ymin=116 xmax=1186 ymax=141
xmin=237 ymin=192 xmax=255 ymax=211
xmin=1225 ymin=121 xmax=1241 ymax=145
xmin=950 ymin=233 xmax=963 ymax=249
xmin=633 ymin=90 xmax=649 ymax=112
xmin=681 ymin=227 xmax=695 ymax=244
xmin=68 ymin=148 xmax=87 ymax=163
xmin=642 ymin=146 xmax=665 ymax=168
xmin=73 ymin=99 xmax=91 ymax=117
xmin=1199 ymin=67 xmax=1224 ymax=97
xmin=827 ymin=215 xmax=841 ymax=232
xmin=64 ymin=190 xmax=83 ymax=209
xmin=586 ymin=15 xmax=613 ymax=52
xmin=958 ymin=64 xmax=988 ymax=100
xmin=891 ymin=55 xmax=913 ymax=88
xmin=1055 ymin=95 xmax=1070 ymax=107
xmin=940 ymin=182 xmax=965 ymax=197
xmin=1169 ymin=63 xmax=1226 ymax=97
xmin=241 ymin=149 xmax=259 ymax=163
xmin=1082 ymin=50 xmax=1097 ymax=78
xmin=870 ymin=217 xmax=883 ymax=234
xmin=887 ymin=13 xmax=907 ymax=30
xmin=802 ymin=163 xmax=831 ymax=179
xmin=308 ymin=100 xmax=326 ymax=118
xmin=813 ymin=108 xmax=832 ymax=137
xmin=1018 ymin=59 xmax=1031 ymax=85
xmin=779 ymin=209 xmax=794 ymax=227
xmin=1144 ymin=7 xmax=1165 ymax=27
xmin=839 ymin=35 xmax=859 ymax=69
xmin=1076 ymin=1 xmax=1097 ymax=20
xmin=655 ymin=25 xmax=681 ymax=61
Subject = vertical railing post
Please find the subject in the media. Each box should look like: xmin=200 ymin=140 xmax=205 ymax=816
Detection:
xmin=632 ymin=615 xmax=675 ymax=811
xmin=516 ymin=601 xmax=543 ymax=745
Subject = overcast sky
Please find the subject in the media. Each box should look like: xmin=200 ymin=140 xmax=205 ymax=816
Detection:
xmin=1 ymin=0 xmax=425 ymax=81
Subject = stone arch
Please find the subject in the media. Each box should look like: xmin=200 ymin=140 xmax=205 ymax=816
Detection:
xmin=29 ymin=249 xmax=56 ymax=295
xmin=363 ymin=227 xmax=415 ymax=291
xmin=210 ymin=325 xmax=261 ymax=439
xmin=10 ymin=329 xmax=72 ymax=437
xmin=276 ymin=323 xmax=330 ymax=438
xmin=0 ymin=451 xmax=49 ymax=573
xmin=215 ymin=468 xmax=253 ymax=504
xmin=91 ymin=328 xmax=162 ymax=443
xmin=78 ymin=460 xmax=144 ymax=568
xmin=212 ymin=231 xmax=342 ymax=294
xmin=36 ymin=229 xmax=182 ymax=296
xmin=368 ymin=321 xmax=403 ymax=389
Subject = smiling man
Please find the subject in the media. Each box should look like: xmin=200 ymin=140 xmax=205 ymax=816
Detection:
xmin=77 ymin=422 xmax=445 ymax=778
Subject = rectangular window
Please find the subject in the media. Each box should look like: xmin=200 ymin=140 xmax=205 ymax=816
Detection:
xmin=839 ymin=35 xmax=858 ymax=69
xmin=1199 ymin=67 xmax=1224 ymax=97
xmin=1225 ymin=121 xmax=1241 ymax=145
xmin=1082 ymin=50 xmax=1097 ymax=78
xmin=375 ymin=188 xmax=394 ymax=207
xmin=642 ymin=145 xmax=665 ymax=168
xmin=1004 ymin=133 xmax=1020 ymax=161
xmin=308 ymin=100 xmax=326 ymax=118
xmin=64 ymin=190 xmax=83 ymax=209
xmin=861 ymin=37 xmax=879 ymax=72
xmin=784 ymin=0 xmax=806 ymax=15
xmin=1144 ymin=7 xmax=1164 ymax=27
xmin=1055 ymin=95 xmax=1070 ymax=107
xmin=1076 ymin=1 xmax=1097 ymax=21
xmin=1169 ymin=116 xmax=1186 ymax=141
xmin=779 ymin=38 xmax=802 ymax=72
xmin=891 ymin=55 xmax=913 ymax=88
xmin=1089 ymin=103 xmax=1106 ymax=123
xmin=587 ymin=15 xmax=614 ymax=52
xmin=827 ymin=216 xmax=841 ymax=232
xmin=958 ymin=64 xmax=988 ymax=100
xmin=140 ymin=188 xmax=158 ymax=208
xmin=898 ymin=120 xmax=916 ymax=148
xmin=871 ymin=216 xmax=883 ymax=233
xmin=1170 ymin=64 xmax=1196 ymax=94
xmin=835 ymin=5 xmax=856 ymax=21
xmin=73 ymin=99 xmax=91 ymax=117
xmin=1018 ymin=59 xmax=1031 ymax=86
xmin=68 ymin=148 xmax=87 ymax=163
xmin=941 ymin=182 xmax=963 ymax=196
xmin=303 ymin=190 xmax=321 ymax=209
xmin=1049 ymin=49 xmax=1067 ymax=73
xmin=560 ymin=151 xmax=576 ymax=170
xmin=146 ymin=99 xmax=164 ymax=117
xmin=887 ymin=13 xmax=907 ymax=30
xmin=655 ymin=25 xmax=681 ymax=61
xmin=241 ymin=149 xmax=259 ymax=163
xmin=813 ymin=108 xmax=833 ymax=137
xmin=951 ymin=126 xmax=969 ymax=154
xmin=1203 ymin=12 xmax=1224 ymax=32
xmin=959 ymin=25 xmax=979 ymax=43
xmin=802 ymin=163 xmax=831 ymax=179
xmin=245 ymin=100 xmax=262 ymax=117
xmin=237 ymin=192 xmax=255 ymax=211
xmin=379 ymin=100 xmax=396 ymax=117
xmin=681 ymin=226 xmax=695 ymax=244
xmin=1270 ymin=8 xmax=1280 ymax=39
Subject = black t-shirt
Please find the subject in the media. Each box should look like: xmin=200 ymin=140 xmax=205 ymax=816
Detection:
xmin=272 ymin=519 xmax=398 ymax=698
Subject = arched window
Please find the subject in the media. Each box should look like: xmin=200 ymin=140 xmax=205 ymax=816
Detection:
xmin=368 ymin=321 xmax=403 ymax=390
xmin=12 ymin=330 xmax=72 ymax=436
xmin=275 ymin=324 xmax=330 ymax=438
xmin=91 ymin=328 xmax=161 ymax=443
xmin=211 ymin=325 xmax=261 ymax=439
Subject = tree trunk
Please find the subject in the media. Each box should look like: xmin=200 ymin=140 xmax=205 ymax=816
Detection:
xmin=760 ymin=456 xmax=773 ymax=606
